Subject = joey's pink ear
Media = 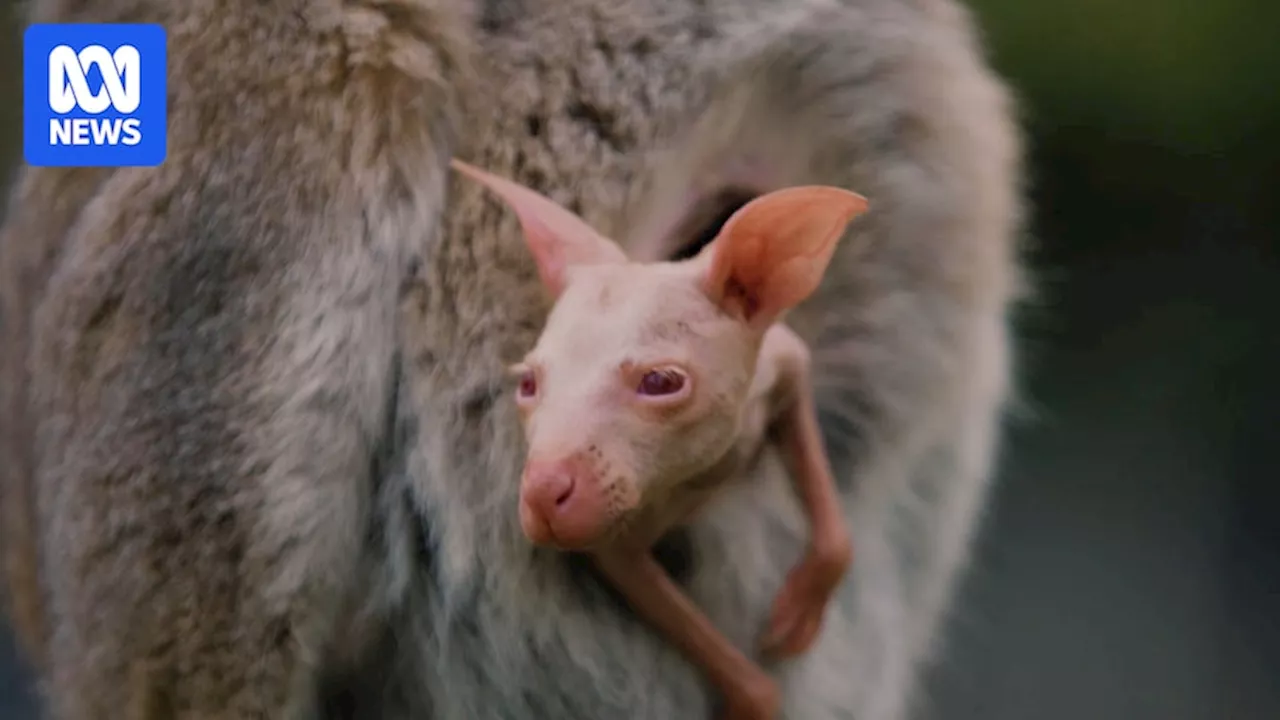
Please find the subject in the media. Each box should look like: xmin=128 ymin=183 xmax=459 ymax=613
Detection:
xmin=698 ymin=185 xmax=868 ymax=329
xmin=451 ymin=159 xmax=627 ymax=297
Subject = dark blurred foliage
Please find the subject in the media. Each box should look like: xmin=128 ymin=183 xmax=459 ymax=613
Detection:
xmin=921 ymin=2 xmax=1279 ymax=719
xmin=977 ymin=0 xmax=1278 ymax=267
xmin=1 ymin=2 xmax=1277 ymax=718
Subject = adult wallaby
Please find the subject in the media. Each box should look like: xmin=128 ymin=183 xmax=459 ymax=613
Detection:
xmin=0 ymin=0 xmax=1022 ymax=718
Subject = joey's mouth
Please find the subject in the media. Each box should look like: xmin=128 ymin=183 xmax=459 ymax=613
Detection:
xmin=522 ymin=507 xmax=632 ymax=553
xmin=518 ymin=479 xmax=637 ymax=552
xmin=554 ymin=524 xmax=627 ymax=553
xmin=519 ymin=451 xmax=645 ymax=552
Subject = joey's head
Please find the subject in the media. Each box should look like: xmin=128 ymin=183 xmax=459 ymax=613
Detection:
xmin=450 ymin=159 xmax=867 ymax=550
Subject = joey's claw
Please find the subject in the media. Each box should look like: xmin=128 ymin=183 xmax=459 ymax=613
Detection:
xmin=759 ymin=541 xmax=852 ymax=660
xmin=720 ymin=672 xmax=780 ymax=720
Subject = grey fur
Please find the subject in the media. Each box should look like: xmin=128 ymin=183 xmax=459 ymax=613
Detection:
xmin=0 ymin=0 xmax=1023 ymax=718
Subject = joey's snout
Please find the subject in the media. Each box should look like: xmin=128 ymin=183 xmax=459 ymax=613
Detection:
xmin=520 ymin=452 xmax=630 ymax=550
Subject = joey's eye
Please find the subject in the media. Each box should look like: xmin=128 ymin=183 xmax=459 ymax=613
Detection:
xmin=638 ymin=368 xmax=687 ymax=397
xmin=517 ymin=370 xmax=538 ymax=399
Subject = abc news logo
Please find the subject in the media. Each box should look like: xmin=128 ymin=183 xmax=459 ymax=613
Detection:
xmin=48 ymin=44 xmax=144 ymax=147
xmin=23 ymin=23 xmax=168 ymax=167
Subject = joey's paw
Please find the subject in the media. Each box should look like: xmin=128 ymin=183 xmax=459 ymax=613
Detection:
xmin=759 ymin=539 xmax=852 ymax=660
xmin=720 ymin=672 xmax=780 ymax=720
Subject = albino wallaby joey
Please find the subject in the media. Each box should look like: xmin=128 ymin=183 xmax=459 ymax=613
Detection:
xmin=450 ymin=159 xmax=867 ymax=719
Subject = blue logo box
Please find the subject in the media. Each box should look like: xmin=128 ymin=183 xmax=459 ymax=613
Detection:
xmin=23 ymin=23 xmax=168 ymax=167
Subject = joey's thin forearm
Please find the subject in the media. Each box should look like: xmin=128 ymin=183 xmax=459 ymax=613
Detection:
xmin=781 ymin=388 xmax=848 ymax=546
xmin=593 ymin=550 xmax=762 ymax=692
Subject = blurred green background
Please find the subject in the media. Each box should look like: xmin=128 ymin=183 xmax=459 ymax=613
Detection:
xmin=1 ymin=2 xmax=1277 ymax=718
xmin=916 ymin=2 xmax=1280 ymax=718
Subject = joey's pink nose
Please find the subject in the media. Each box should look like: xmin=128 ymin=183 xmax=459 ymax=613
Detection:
xmin=520 ymin=457 xmax=610 ymax=550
